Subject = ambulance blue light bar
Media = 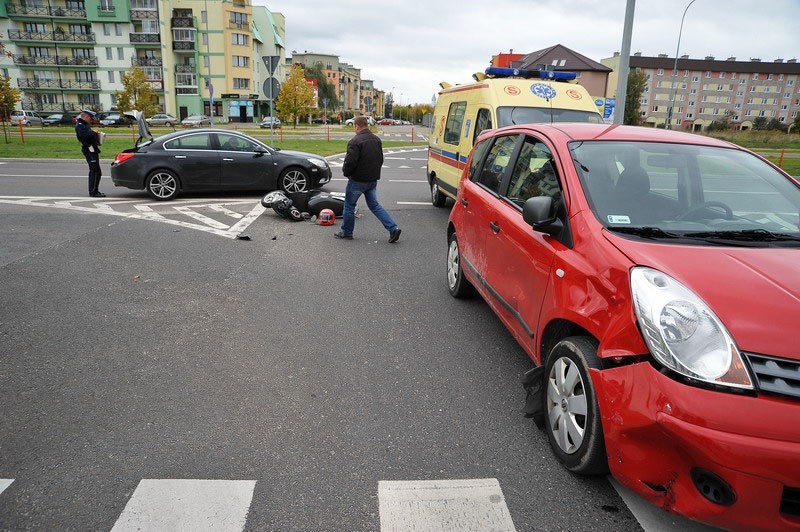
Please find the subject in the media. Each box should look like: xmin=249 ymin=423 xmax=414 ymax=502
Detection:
xmin=485 ymin=66 xmax=577 ymax=81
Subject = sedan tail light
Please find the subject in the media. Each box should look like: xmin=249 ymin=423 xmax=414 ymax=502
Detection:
xmin=113 ymin=152 xmax=135 ymax=165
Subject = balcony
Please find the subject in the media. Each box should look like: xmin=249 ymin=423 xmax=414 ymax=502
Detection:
xmin=146 ymin=80 xmax=164 ymax=90
xmin=6 ymin=3 xmax=87 ymax=18
xmin=228 ymin=21 xmax=249 ymax=30
xmin=172 ymin=41 xmax=195 ymax=52
xmin=175 ymin=65 xmax=196 ymax=73
xmin=58 ymin=56 xmax=98 ymax=66
xmin=7 ymin=30 xmax=96 ymax=43
xmin=19 ymin=101 xmax=103 ymax=113
xmin=171 ymin=17 xmax=194 ymax=28
xmin=130 ymin=9 xmax=158 ymax=19
xmin=130 ymin=32 xmax=160 ymax=44
xmin=18 ymin=78 xmax=100 ymax=90
xmin=132 ymin=57 xmax=162 ymax=67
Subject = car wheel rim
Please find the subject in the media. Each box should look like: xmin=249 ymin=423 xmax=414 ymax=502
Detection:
xmin=547 ymin=357 xmax=587 ymax=454
xmin=447 ymin=239 xmax=460 ymax=289
xmin=283 ymin=170 xmax=307 ymax=192
xmin=150 ymin=173 xmax=176 ymax=198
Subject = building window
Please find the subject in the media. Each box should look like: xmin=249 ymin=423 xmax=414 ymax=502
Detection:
xmin=720 ymin=72 xmax=726 ymax=78
xmin=739 ymin=78 xmax=746 ymax=85
xmin=203 ymin=56 xmax=210 ymax=68
xmin=230 ymin=12 xmax=248 ymax=27
xmin=657 ymin=68 xmax=664 ymax=75
xmin=201 ymin=11 xmax=207 ymax=23
xmin=232 ymin=33 xmax=248 ymax=46
xmin=731 ymin=72 xmax=737 ymax=79
xmin=690 ymin=88 xmax=697 ymax=95
xmin=202 ymin=33 xmax=208 ymax=45
xmin=788 ymin=79 xmax=795 ymax=86
xmin=785 ymin=92 xmax=791 ymax=98
xmin=737 ymin=91 xmax=743 ymax=96
xmin=103 ymin=23 xmax=110 ymax=36
xmin=705 ymin=71 xmax=712 ymax=77
xmin=735 ymin=103 xmax=741 ymax=109
xmin=105 ymin=48 xmax=112 ymax=60
xmin=233 ymin=77 xmax=249 ymax=89
xmin=100 ymin=0 xmax=113 ymax=11
xmin=768 ymin=73 xmax=774 ymax=80
xmin=686 ymin=113 xmax=693 ymax=119
xmin=683 ymin=69 xmax=689 ymax=77
xmin=692 ymin=76 xmax=699 ymax=82
xmin=117 ymin=47 xmax=123 ymax=60
xmin=115 ymin=23 xmax=122 ymax=36
xmin=753 ymin=73 xmax=759 ymax=80
xmin=232 ymin=55 xmax=249 ymax=68
xmin=108 ymin=70 xmax=114 ymax=83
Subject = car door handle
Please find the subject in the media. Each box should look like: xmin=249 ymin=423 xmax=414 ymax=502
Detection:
xmin=174 ymin=155 xmax=186 ymax=159
xmin=489 ymin=221 xmax=501 ymax=233
xmin=460 ymin=197 xmax=469 ymax=207
xmin=222 ymin=158 xmax=234 ymax=161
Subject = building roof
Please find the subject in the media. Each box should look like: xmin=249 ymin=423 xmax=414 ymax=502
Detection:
xmin=513 ymin=44 xmax=612 ymax=73
xmin=627 ymin=54 xmax=800 ymax=74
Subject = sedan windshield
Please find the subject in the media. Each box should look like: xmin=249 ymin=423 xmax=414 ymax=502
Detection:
xmin=497 ymin=107 xmax=603 ymax=127
xmin=570 ymin=141 xmax=800 ymax=247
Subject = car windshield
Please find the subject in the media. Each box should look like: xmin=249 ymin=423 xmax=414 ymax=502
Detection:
xmin=570 ymin=141 xmax=800 ymax=247
xmin=497 ymin=106 xmax=603 ymax=127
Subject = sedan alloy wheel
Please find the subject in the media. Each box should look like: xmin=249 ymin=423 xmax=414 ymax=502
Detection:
xmin=280 ymin=168 xmax=309 ymax=193
xmin=146 ymin=170 xmax=179 ymax=200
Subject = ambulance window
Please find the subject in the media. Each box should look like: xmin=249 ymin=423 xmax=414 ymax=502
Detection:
xmin=473 ymin=109 xmax=493 ymax=145
xmin=474 ymin=135 xmax=518 ymax=194
xmin=444 ymin=102 xmax=467 ymax=145
xmin=505 ymin=137 xmax=562 ymax=208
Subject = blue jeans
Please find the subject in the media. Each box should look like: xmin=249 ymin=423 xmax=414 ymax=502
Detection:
xmin=341 ymin=180 xmax=397 ymax=236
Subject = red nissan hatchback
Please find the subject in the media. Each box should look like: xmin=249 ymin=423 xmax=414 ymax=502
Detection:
xmin=446 ymin=123 xmax=800 ymax=530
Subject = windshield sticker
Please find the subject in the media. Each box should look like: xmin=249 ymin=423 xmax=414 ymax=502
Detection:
xmin=608 ymin=215 xmax=631 ymax=224
xmin=531 ymin=83 xmax=557 ymax=99
xmin=464 ymin=118 xmax=471 ymax=137
xmin=504 ymin=85 xmax=521 ymax=96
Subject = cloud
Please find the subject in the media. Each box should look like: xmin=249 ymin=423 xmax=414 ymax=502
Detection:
xmin=259 ymin=0 xmax=800 ymax=104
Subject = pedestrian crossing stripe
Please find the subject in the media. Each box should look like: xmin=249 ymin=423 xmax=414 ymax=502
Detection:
xmin=0 ymin=479 xmax=13 ymax=495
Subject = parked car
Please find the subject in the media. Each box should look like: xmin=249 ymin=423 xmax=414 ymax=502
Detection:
xmin=9 ymin=110 xmax=43 ymax=126
xmin=259 ymin=116 xmax=281 ymax=128
xmin=181 ymin=114 xmax=211 ymax=127
xmin=111 ymin=111 xmax=332 ymax=201
xmin=42 ymin=113 xmax=77 ymax=126
xmin=377 ymin=118 xmax=394 ymax=125
xmin=146 ymin=113 xmax=178 ymax=126
xmin=344 ymin=117 xmax=375 ymax=126
xmin=446 ymin=122 xmax=800 ymax=531
xmin=99 ymin=113 xmax=134 ymax=126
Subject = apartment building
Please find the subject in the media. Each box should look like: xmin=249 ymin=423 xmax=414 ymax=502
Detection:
xmin=602 ymin=53 xmax=800 ymax=131
xmin=0 ymin=0 xmax=285 ymax=122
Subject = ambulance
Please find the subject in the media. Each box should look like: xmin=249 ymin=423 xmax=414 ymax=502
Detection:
xmin=427 ymin=67 xmax=603 ymax=207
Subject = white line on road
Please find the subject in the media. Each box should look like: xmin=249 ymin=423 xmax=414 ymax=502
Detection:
xmin=209 ymin=204 xmax=245 ymax=219
xmin=110 ymin=479 xmax=256 ymax=532
xmin=174 ymin=206 xmax=231 ymax=229
xmin=379 ymin=478 xmax=516 ymax=532
xmin=133 ymin=204 xmax=166 ymax=219
xmin=397 ymin=201 xmax=432 ymax=206
xmin=0 ymin=479 xmax=13 ymax=495
xmin=227 ymin=204 xmax=266 ymax=235
xmin=389 ymin=180 xmax=426 ymax=183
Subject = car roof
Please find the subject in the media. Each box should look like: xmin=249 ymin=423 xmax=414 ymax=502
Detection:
xmin=151 ymin=128 xmax=259 ymax=144
xmin=482 ymin=123 xmax=737 ymax=149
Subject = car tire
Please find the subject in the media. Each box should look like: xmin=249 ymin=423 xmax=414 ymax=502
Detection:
xmin=280 ymin=168 xmax=309 ymax=193
xmin=431 ymin=181 xmax=447 ymax=208
xmin=447 ymin=232 xmax=475 ymax=298
xmin=146 ymin=170 xmax=180 ymax=201
xmin=25 ymin=121 xmax=31 ymax=126
xmin=543 ymin=336 xmax=609 ymax=476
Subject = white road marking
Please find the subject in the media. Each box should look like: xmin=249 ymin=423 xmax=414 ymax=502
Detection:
xmin=397 ymin=165 xmax=411 ymax=169
xmin=174 ymin=206 xmax=233 ymax=229
xmin=209 ymin=204 xmax=245 ymax=219
xmin=379 ymin=478 xmax=516 ymax=532
xmin=389 ymin=180 xmax=426 ymax=183
xmin=397 ymin=201 xmax=432 ymax=205
xmin=0 ymin=174 xmax=83 ymax=178
xmin=227 ymin=204 xmax=266 ymax=235
xmin=110 ymin=479 xmax=256 ymax=532
xmin=0 ymin=479 xmax=13 ymax=495
xmin=133 ymin=204 xmax=166 ymax=219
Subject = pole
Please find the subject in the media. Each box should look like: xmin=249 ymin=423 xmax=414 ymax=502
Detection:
xmin=19 ymin=121 xmax=25 ymax=143
xmin=613 ymin=0 xmax=635 ymax=125
xmin=666 ymin=0 xmax=698 ymax=130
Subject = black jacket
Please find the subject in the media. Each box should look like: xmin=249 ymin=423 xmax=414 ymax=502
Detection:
xmin=75 ymin=118 xmax=100 ymax=156
xmin=342 ymin=128 xmax=383 ymax=182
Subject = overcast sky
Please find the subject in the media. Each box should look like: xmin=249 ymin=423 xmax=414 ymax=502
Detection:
xmin=257 ymin=0 xmax=800 ymax=105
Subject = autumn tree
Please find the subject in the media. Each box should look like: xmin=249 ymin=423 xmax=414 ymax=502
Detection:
xmin=115 ymin=66 xmax=158 ymax=116
xmin=624 ymin=68 xmax=647 ymax=126
xmin=304 ymin=62 xmax=339 ymax=116
xmin=275 ymin=64 xmax=314 ymax=127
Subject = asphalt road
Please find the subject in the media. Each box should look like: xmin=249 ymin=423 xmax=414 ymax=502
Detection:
xmin=0 ymin=151 xmax=712 ymax=531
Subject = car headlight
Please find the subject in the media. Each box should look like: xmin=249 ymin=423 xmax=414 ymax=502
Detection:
xmin=307 ymin=158 xmax=328 ymax=169
xmin=630 ymin=267 xmax=753 ymax=389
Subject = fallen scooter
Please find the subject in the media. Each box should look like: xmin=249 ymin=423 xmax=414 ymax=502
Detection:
xmin=262 ymin=189 xmax=348 ymax=221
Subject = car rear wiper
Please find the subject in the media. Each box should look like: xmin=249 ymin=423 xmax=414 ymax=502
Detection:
xmin=606 ymin=226 xmax=681 ymax=239
xmin=681 ymin=229 xmax=800 ymax=242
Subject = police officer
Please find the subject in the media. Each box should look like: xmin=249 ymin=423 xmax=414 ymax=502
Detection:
xmin=75 ymin=109 xmax=104 ymax=197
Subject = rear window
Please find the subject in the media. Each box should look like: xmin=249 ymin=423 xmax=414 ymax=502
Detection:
xmin=497 ymin=107 xmax=602 ymax=127
xmin=443 ymin=102 xmax=467 ymax=145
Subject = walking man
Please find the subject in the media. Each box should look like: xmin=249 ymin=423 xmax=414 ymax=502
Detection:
xmin=335 ymin=116 xmax=401 ymax=242
xmin=75 ymin=109 xmax=104 ymax=197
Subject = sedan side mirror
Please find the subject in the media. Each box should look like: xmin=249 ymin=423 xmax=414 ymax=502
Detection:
xmin=522 ymin=196 xmax=563 ymax=237
xmin=253 ymin=146 xmax=268 ymax=157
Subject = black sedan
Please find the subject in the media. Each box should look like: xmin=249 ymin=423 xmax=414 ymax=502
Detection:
xmin=42 ymin=113 xmax=77 ymax=126
xmin=110 ymin=112 xmax=332 ymax=201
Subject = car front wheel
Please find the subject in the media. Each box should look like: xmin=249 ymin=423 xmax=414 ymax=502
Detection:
xmin=146 ymin=170 xmax=179 ymax=200
xmin=447 ymin=232 xmax=474 ymax=298
xmin=544 ymin=337 xmax=608 ymax=475
xmin=280 ymin=168 xmax=309 ymax=193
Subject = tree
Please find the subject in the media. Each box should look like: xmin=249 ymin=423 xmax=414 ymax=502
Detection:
xmin=0 ymin=74 xmax=21 ymax=125
xmin=792 ymin=113 xmax=800 ymax=133
xmin=275 ymin=64 xmax=315 ymax=127
xmin=384 ymin=92 xmax=394 ymax=118
xmin=624 ymin=68 xmax=646 ymax=126
xmin=304 ymin=62 xmax=339 ymax=116
xmin=752 ymin=116 xmax=768 ymax=130
xmin=115 ymin=66 xmax=158 ymax=116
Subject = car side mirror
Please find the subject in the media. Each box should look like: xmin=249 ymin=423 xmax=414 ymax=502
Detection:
xmin=522 ymin=196 xmax=563 ymax=237
xmin=253 ymin=146 xmax=268 ymax=157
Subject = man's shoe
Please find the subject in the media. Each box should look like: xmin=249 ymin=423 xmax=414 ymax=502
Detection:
xmin=334 ymin=231 xmax=353 ymax=240
xmin=388 ymin=228 xmax=402 ymax=243
xmin=89 ymin=192 xmax=106 ymax=197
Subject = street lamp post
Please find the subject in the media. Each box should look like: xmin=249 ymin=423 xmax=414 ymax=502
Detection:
xmin=665 ymin=0 xmax=698 ymax=130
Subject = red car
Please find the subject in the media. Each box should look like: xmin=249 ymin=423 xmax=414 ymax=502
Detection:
xmin=446 ymin=123 xmax=800 ymax=530
xmin=378 ymin=118 xmax=394 ymax=125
